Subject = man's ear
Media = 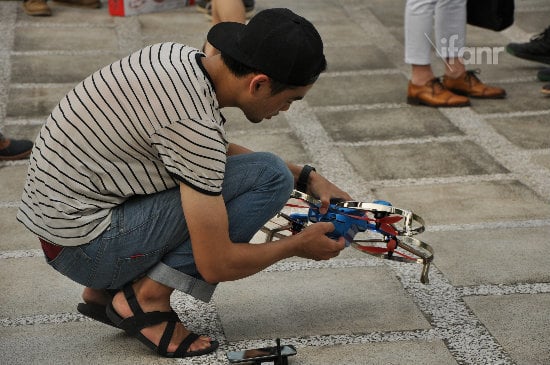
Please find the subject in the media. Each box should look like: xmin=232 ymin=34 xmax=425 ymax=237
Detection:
xmin=249 ymin=74 xmax=271 ymax=96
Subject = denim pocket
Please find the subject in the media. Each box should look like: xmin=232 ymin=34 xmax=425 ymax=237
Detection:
xmin=48 ymin=246 xmax=93 ymax=287
xmin=109 ymin=245 xmax=168 ymax=288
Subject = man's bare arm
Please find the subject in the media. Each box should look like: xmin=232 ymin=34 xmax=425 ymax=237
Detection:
xmin=179 ymin=183 xmax=345 ymax=283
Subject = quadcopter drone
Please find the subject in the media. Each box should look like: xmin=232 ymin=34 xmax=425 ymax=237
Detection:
xmin=261 ymin=190 xmax=434 ymax=284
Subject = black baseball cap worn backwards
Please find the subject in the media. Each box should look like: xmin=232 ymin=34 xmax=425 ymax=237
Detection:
xmin=207 ymin=8 xmax=326 ymax=86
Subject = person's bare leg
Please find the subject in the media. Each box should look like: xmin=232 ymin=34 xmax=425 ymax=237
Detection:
xmin=410 ymin=64 xmax=435 ymax=86
xmin=204 ymin=0 xmax=246 ymax=56
xmin=211 ymin=0 xmax=245 ymax=24
xmin=443 ymin=57 xmax=466 ymax=79
xmin=82 ymin=287 xmax=112 ymax=306
xmin=111 ymin=277 xmax=213 ymax=353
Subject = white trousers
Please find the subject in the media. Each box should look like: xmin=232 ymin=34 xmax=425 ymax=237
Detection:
xmin=404 ymin=0 xmax=467 ymax=65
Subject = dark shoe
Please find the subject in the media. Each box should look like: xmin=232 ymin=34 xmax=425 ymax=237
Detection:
xmin=407 ymin=78 xmax=470 ymax=107
xmin=52 ymin=0 xmax=100 ymax=8
xmin=506 ymin=26 xmax=550 ymax=64
xmin=106 ymin=285 xmax=219 ymax=358
xmin=443 ymin=70 xmax=506 ymax=99
xmin=22 ymin=0 xmax=51 ymax=16
xmin=542 ymin=84 xmax=550 ymax=96
xmin=0 ymin=136 xmax=33 ymax=160
xmin=77 ymin=302 xmax=120 ymax=328
xmin=538 ymin=67 xmax=550 ymax=82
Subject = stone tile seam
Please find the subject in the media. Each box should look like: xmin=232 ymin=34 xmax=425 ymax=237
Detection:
xmin=493 ymin=75 xmax=539 ymax=84
xmin=439 ymin=108 xmax=550 ymax=199
xmin=0 ymin=200 xmax=22 ymax=207
xmin=312 ymin=102 xmax=409 ymax=112
xmin=0 ymin=159 xmax=27 ymax=168
xmin=2 ymin=249 xmax=546 ymax=295
xmin=482 ymin=109 xmax=550 ymax=119
xmin=0 ymin=312 xmax=443 ymax=348
xmin=514 ymin=6 xmax=550 ymax=12
xmin=225 ymin=328 xmax=443 ymax=351
xmin=457 ymin=283 xmax=550 ymax=297
xmin=15 ymin=21 xmax=115 ymax=29
xmin=320 ymin=69 xmax=401 ymax=78
xmin=428 ymin=218 xmax=550 ymax=231
xmin=226 ymin=127 xmax=291 ymax=137
xmin=393 ymin=265 xmax=516 ymax=364
xmin=335 ymin=135 xmax=471 ymax=146
xmin=0 ymin=312 xmax=89 ymax=327
xmin=8 ymin=83 xmax=79 ymax=90
xmin=11 ymin=50 xmax=116 ymax=56
xmin=366 ymin=173 xmax=520 ymax=187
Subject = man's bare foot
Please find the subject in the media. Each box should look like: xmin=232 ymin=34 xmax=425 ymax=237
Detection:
xmin=111 ymin=278 xmax=214 ymax=354
xmin=82 ymin=287 xmax=112 ymax=306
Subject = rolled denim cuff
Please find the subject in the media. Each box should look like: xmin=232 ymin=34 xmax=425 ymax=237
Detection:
xmin=147 ymin=262 xmax=217 ymax=303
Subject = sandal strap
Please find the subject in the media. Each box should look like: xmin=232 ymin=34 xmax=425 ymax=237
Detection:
xmin=118 ymin=310 xmax=179 ymax=335
xmin=118 ymin=285 xmax=179 ymax=335
xmin=157 ymin=320 xmax=177 ymax=356
xmin=173 ymin=332 xmax=201 ymax=358
xmin=123 ymin=285 xmax=144 ymax=317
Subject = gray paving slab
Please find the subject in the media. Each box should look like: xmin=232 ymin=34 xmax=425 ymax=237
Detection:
xmin=514 ymin=9 xmax=550 ymax=34
xmin=422 ymin=226 xmax=550 ymax=286
xmin=471 ymin=81 xmax=550 ymax=114
xmin=0 ymin=165 xmax=28 ymax=201
xmin=324 ymin=45 xmax=394 ymax=72
xmin=292 ymin=340 xmax=457 ymax=365
xmin=214 ymin=267 xmax=430 ymax=341
xmin=0 ymin=321 xmax=175 ymax=365
xmin=13 ymin=26 xmax=118 ymax=51
xmin=307 ymin=73 xmax=407 ymax=106
xmin=7 ymin=84 xmax=75 ymax=118
xmin=0 ymin=123 xmax=41 ymax=141
xmin=0 ymin=257 xmax=82 ymax=318
xmin=486 ymin=114 xmax=550 ymax=149
xmin=532 ymin=154 xmax=550 ymax=170
xmin=465 ymin=293 xmax=550 ymax=365
xmin=0 ymin=207 xmax=37 ymax=251
xmin=373 ymin=181 xmax=550 ymax=226
xmin=316 ymin=106 xmax=462 ymax=142
xmin=228 ymin=131 xmax=308 ymax=165
xmin=11 ymin=53 xmax=121 ymax=83
xmin=341 ymin=140 xmax=509 ymax=181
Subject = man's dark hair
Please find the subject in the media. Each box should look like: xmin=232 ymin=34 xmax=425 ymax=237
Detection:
xmin=221 ymin=52 xmax=309 ymax=95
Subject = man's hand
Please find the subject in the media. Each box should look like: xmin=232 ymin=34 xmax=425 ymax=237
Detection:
xmin=293 ymin=222 xmax=346 ymax=260
xmin=308 ymin=172 xmax=352 ymax=214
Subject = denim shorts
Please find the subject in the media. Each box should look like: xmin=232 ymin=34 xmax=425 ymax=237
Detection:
xmin=45 ymin=152 xmax=293 ymax=302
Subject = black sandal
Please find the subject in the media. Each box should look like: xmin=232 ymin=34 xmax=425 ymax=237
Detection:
xmin=106 ymin=285 xmax=218 ymax=358
xmin=77 ymin=302 xmax=119 ymax=328
xmin=77 ymin=289 xmax=120 ymax=328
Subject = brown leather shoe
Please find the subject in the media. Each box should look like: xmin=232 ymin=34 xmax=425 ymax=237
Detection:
xmin=407 ymin=78 xmax=470 ymax=107
xmin=443 ymin=70 xmax=506 ymax=99
xmin=22 ymin=0 xmax=51 ymax=16
xmin=52 ymin=0 xmax=100 ymax=8
xmin=542 ymin=83 xmax=550 ymax=96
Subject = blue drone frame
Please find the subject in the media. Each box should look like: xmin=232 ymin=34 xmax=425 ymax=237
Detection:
xmin=262 ymin=190 xmax=433 ymax=284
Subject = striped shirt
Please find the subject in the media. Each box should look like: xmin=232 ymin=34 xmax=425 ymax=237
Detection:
xmin=17 ymin=43 xmax=228 ymax=246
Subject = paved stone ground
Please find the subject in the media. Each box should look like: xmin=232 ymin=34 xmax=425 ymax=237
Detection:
xmin=1 ymin=0 xmax=550 ymax=364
